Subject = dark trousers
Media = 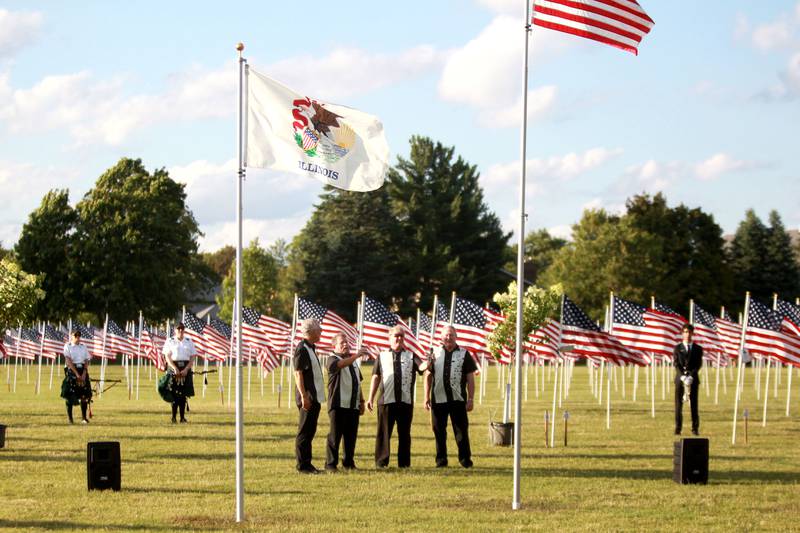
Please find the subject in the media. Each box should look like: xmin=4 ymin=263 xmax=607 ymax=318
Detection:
xmin=326 ymin=408 xmax=360 ymax=469
xmin=375 ymin=403 xmax=413 ymax=468
xmin=674 ymin=375 xmax=700 ymax=433
xmin=431 ymin=401 xmax=472 ymax=467
xmin=171 ymin=398 xmax=186 ymax=420
xmin=296 ymin=401 xmax=321 ymax=470
xmin=66 ymin=401 xmax=88 ymax=422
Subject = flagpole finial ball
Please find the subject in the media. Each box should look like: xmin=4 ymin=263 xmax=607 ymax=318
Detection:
xmin=236 ymin=42 xmax=245 ymax=52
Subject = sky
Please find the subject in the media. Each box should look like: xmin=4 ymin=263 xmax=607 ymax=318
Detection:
xmin=1 ymin=1 xmax=799 ymax=252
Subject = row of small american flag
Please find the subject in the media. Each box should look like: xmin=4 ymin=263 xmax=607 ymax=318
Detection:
xmin=3 ymin=293 xmax=799 ymax=372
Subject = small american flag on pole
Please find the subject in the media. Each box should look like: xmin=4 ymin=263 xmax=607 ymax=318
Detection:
xmin=451 ymin=296 xmax=503 ymax=358
xmin=691 ymin=303 xmax=726 ymax=361
xmin=562 ymin=296 xmax=646 ymax=365
xmin=610 ymin=296 xmax=681 ymax=359
xmin=297 ymin=297 xmax=358 ymax=354
xmin=41 ymin=324 xmax=65 ymax=359
xmin=745 ymin=298 xmax=800 ymax=367
xmin=532 ymin=0 xmax=654 ymax=55
xmin=361 ymin=296 xmax=426 ymax=359
xmin=106 ymin=319 xmax=136 ymax=355
xmin=776 ymin=299 xmax=800 ymax=337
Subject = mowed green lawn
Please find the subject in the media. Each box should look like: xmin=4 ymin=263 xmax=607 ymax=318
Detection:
xmin=0 ymin=360 xmax=798 ymax=532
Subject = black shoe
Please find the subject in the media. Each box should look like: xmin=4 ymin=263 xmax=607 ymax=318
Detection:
xmin=460 ymin=460 xmax=473 ymax=469
xmin=674 ymin=429 xmax=681 ymax=436
xmin=180 ymin=418 xmax=188 ymax=424
xmin=298 ymin=465 xmax=320 ymax=474
xmin=171 ymin=417 xmax=177 ymax=424
xmin=691 ymin=429 xmax=699 ymax=436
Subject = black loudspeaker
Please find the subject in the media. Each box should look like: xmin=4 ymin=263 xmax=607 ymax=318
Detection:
xmin=673 ymin=438 xmax=708 ymax=484
xmin=0 ymin=424 xmax=6 ymax=448
xmin=87 ymin=441 xmax=121 ymax=491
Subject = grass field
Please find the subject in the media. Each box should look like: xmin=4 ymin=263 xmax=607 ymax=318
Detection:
xmin=0 ymin=359 xmax=798 ymax=532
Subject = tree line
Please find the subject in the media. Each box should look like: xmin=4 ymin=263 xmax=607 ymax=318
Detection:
xmin=3 ymin=137 xmax=799 ymax=329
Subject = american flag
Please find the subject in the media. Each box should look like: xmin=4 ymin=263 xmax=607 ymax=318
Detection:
xmin=106 ymin=319 xmax=136 ymax=355
xmin=714 ymin=309 xmax=742 ymax=360
xmin=184 ymin=313 xmax=227 ymax=361
xmin=256 ymin=344 xmax=281 ymax=374
xmin=744 ymin=298 xmax=800 ymax=367
xmin=208 ymin=316 xmax=235 ymax=360
xmin=450 ymin=296 xmax=503 ymax=358
xmin=14 ymin=328 xmax=40 ymax=360
xmin=690 ymin=303 xmax=726 ymax=359
xmin=522 ymin=319 xmax=562 ymax=363
xmin=361 ymin=296 xmax=426 ymax=359
xmin=562 ymin=296 xmax=647 ymax=366
xmin=41 ymin=324 xmax=65 ymax=359
xmin=611 ymin=296 xmax=682 ymax=358
xmin=138 ymin=324 xmax=167 ymax=371
xmin=776 ymin=299 xmax=800 ymax=337
xmin=72 ymin=323 xmax=107 ymax=359
xmin=242 ymin=307 xmax=291 ymax=358
xmin=0 ymin=333 xmax=8 ymax=358
xmin=297 ymin=297 xmax=358 ymax=354
xmin=532 ymin=0 xmax=654 ymax=56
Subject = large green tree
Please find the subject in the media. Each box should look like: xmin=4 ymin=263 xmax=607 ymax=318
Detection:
xmin=74 ymin=158 xmax=210 ymax=321
xmin=217 ymin=239 xmax=282 ymax=321
xmin=505 ymin=229 xmax=567 ymax=285
xmin=201 ymin=245 xmax=236 ymax=283
xmin=0 ymin=258 xmax=45 ymax=330
xmin=762 ymin=210 xmax=800 ymax=300
xmin=286 ymin=187 xmax=404 ymax=322
xmin=387 ymin=136 xmax=511 ymax=312
xmin=540 ymin=209 xmax=665 ymax=319
xmin=729 ymin=209 xmax=771 ymax=303
xmin=625 ymin=193 xmax=733 ymax=315
xmin=15 ymin=189 xmax=80 ymax=320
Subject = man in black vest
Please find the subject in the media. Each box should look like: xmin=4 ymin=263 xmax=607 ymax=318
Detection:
xmin=424 ymin=325 xmax=477 ymax=468
xmin=325 ymin=332 xmax=367 ymax=471
xmin=294 ymin=318 xmax=325 ymax=473
xmin=366 ymin=325 xmax=427 ymax=468
xmin=674 ymin=323 xmax=703 ymax=435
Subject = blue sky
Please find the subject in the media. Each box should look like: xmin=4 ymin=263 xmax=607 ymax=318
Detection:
xmin=1 ymin=1 xmax=798 ymax=251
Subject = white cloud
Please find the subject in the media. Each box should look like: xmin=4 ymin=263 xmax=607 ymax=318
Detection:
xmin=614 ymin=159 xmax=684 ymax=195
xmin=547 ymin=224 xmax=573 ymax=240
xmin=0 ymin=9 xmax=43 ymax=59
xmin=483 ymin=147 xmax=622 ymax=192
xmin=438 ymin=15 xmax=573 ymax=125
xmin=0 ymin=45 xmax=443 ymax=146
xmin=199 ymin=214 xmax=310 ymax=252
xmin=475 ymin=0 xmax=520 ymax=15
xmin=751 ymin=20 xmax=794 ymax=51
xmin=267 ymin=45 xmax=445 ymax=102
xmin=481 ymin=86 xmax=557 ymax=128
xmin=694 ymin=152 xmax=756 ymax=180
xmin=581 ymin=198 xmax=625 ymax=216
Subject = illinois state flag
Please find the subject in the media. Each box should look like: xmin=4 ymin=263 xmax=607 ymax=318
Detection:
xmin=246 ymin=67 xmax=389 ymax=192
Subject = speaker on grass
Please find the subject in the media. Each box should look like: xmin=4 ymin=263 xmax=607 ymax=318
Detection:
xmin=87 ymin=441 xmax=121 ymax=491
xmin=0 ymin=424 xmax=6 ymax=448
xmin=673 ymin=437 xmax=708 ymax=485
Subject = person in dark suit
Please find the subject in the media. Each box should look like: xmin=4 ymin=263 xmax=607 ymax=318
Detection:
xmin=674 ymin=323 xmax=703 ymax=435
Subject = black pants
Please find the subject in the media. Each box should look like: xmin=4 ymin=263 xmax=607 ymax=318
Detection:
xmin=296 ymin=401 xmax=321 ymax=470
xmin=674 ymin=375 xmax=700 ymax=433
xmin=375 ymin=403 xmax=413 ymax=468
xmin=171 ymin=398 xmax=186 ymax=420
xmin=326 ymin=408 xmax=359 ymax=469
xmin=66 ymin=401 xmax=88 ymax=422
xmin=432 ymin=401 xmax=472 ymax=467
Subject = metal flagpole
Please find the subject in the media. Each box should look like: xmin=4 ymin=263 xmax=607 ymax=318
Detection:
xmin=512 ymin=0 xmax=532 ymax=511
xmin=234 ymin=41 xmax=246 ymax=523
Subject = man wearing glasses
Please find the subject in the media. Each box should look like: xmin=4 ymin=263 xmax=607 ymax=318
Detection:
xmin=367 ymin=325 xmax=427 ymax=468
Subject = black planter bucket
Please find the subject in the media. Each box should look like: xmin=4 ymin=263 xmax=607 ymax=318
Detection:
xmin=489 ymin=422 xmax=514 ymax=446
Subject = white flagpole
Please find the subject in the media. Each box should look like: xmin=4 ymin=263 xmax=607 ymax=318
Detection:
xmin=732 ymin=292 xmax=750 ymax=445
xmin=234 ymin=42 xmax=246 ymax=523
xmin=100 ymin=315 xmax=109 ymax=397
xmin=512 ymin=0 xmax=531 ymax=511
xmin=36 ymin=322 xmax=44 ymax=395
xmin=136 ymin=312 xmax=143 ymax=400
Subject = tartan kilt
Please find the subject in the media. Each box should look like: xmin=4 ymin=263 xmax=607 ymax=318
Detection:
xmin=60 ymin=367 xmax=93 ymax=406
xmin=157 ymin=362 xmax=194 ymax=403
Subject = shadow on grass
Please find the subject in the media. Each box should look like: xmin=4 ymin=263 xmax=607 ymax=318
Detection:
xmin=0 ymin=520 xmax=154 ymax=531
xmin=125 ymin=486 xmax=303 ymax=496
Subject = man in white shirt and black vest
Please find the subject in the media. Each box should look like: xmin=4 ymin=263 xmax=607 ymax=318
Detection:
xmin=367 ymin=325 xmax=427 ymax=468
xmin=424 ymin=325 xmax=477 ymax=468
xmin=674 ymin=323 xmax=703 ymax=436
xmin=325 ymin=332 xmax=367 ymax=471
xmin=294 ymin=318 xmax=326 ymax=473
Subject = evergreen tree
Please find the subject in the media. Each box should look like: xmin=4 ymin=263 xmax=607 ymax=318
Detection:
xmin=763 ymin=210 xmax=800 ymax=300
xmin=729 ymin=209 xmax=771 ymax=303
xmin=15 ymin=189 xmax=80 ymax=320
xmin=387 ymin=136 xmax=511 ymax=312
xmin=286 ymin=187 xmax=405 ymax=322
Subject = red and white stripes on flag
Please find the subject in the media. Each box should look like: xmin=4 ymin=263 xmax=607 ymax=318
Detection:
xmin=450 ymin=297 xmax=503 ymax=359
xmin=689 ymin=303 xmax=727 ymax=363
xmin=744 ymin=298 xmax=800 ymax=367
xmin=256 ymin=345 xmax=280 ymax=375
xmin=716 ymin=311 xmax=742 ymax=360
xmin=41 ymin=324 xmax=65 ymax=359
xmin=14 ymin=328 xmax=39 ymax=360
xmin=611 ymin=296 xmax=682 ymax=359
xmin=525 ymin=319 xmax=562 ymax=362
xmin=532 ymin=0 xmax=654 ymax=55
xmin=297 ymin=298 xmax=359 ymax=355
xmin=361 ymin=296 xmax=426 ymax=359
xmin=106 ymin=319 xmax=136 ymax=355
xmin=141 ymin=328 xmax=167 ymax=371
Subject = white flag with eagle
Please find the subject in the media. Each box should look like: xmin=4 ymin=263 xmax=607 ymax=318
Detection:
xmin=245 ymin=67 xmax=389 ymax=192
